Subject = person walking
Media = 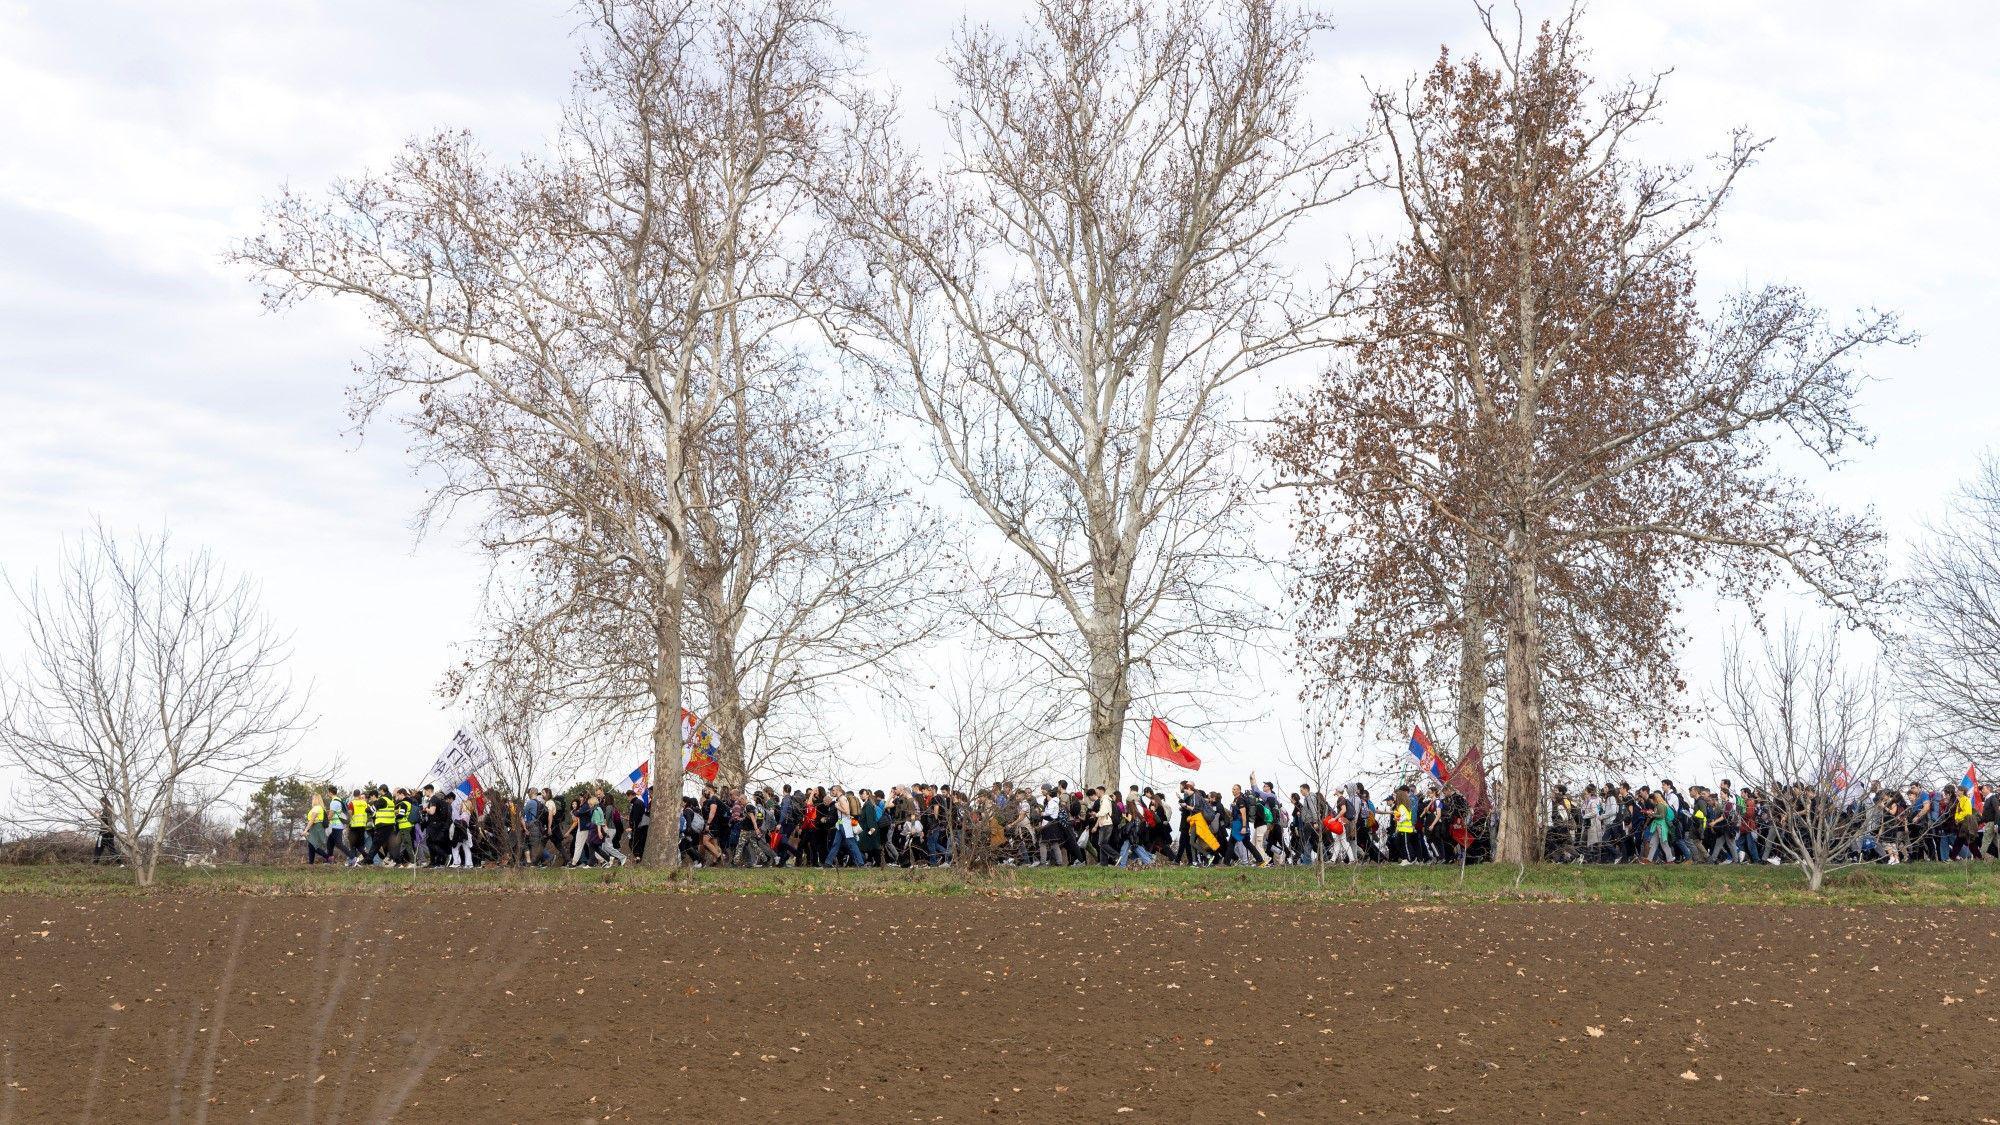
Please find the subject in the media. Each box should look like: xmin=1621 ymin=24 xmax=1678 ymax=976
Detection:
xmin=1390 ymin=787 xmax=1417 ymax=864
xmin=92 ymin=796 xmax=119 ymax=864
xmin=305 ymin=791 xmax=332 ymax=865
xmin=392 ymin=788 xmax=417 ymax=866
xmin=523 ymin=789 xmax=548 ymax=867
xmin=825 ymin=786 xmax=865 ymax=868
xmin=569 ymin=795 xmax=598 ymax=867
xmin=347 ymin=788 xmax=374 ymax=865
xmin=372 ymin=787 xmax=398 ymax=866
xmin=450 ymin=790 xmax=474 ymax=868
xmin=628 ymin=786 xmax=651 ymax=863
xmin=590 ymin=794 xmax=627 ymax=865
xmin=321 ymin=787 xmax=352 ymax=864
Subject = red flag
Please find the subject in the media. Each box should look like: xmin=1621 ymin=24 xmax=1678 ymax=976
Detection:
xmin=1446 ymin=745 xmax=1488 ymax=814
xmin=1145 ymin=717 xmax=1200 ymax=770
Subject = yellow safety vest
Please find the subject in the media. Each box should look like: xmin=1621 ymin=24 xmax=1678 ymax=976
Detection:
xmin=395 ymin=799 xmax=413 ymax=830
xmin=1394 ymin=804 xmax=1414 ymax=833
xmin=350 ymin=797 xmax=371 ymax=828
xmin=375 ymin=796 xmax=396 ymax=824
xmin=307 ymin=804 xmax=325 ymax=825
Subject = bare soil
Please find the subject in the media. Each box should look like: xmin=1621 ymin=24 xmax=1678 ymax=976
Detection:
xmin=3 ymin=894 xmax=1994 ymax=1122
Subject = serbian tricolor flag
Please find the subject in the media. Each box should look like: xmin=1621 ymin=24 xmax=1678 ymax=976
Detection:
xmin=454 ymin=773 xmax=488 ymax=815
xmin=1963 ymin=764 xmax=1978 ymax=791
xmin=681 ymin=708 xmax=722 ymax=783
xmin=1146 ymin=717 xmax=1199 ymax=770
xmin=1408 ymin=726 xmax=1448 ymax=783
xmin=627 ymin=760 xmax=651 ymax=789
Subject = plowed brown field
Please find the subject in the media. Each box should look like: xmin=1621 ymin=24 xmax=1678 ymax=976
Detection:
xmin=3 ymin=894 xmax=1995 ymax=1122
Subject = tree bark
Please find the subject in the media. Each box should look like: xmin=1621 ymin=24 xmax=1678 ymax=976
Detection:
xmin=1455 ymin=538 xmax=1491 ymax=770
xmin=647 ymin=583 xmax=687 ymax=866
xmin=1083 ymin=585 xmax=1130 ymax=791
xmin=1495 ymin=529 xmax=1545 ymax=864
xmin=692 ymin=569 xmax=749 ymax=789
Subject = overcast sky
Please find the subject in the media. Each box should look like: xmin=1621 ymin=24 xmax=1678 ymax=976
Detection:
xmin=1 ymin=0 xmax=1994 ymax=792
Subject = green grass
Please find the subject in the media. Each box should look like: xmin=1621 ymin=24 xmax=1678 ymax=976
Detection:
xmin=5 ymin=859 xmax=2000 ymax=906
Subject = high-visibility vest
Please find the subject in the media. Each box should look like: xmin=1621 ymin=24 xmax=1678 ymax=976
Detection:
xmin=307 ymin=804 xmax=326 ymax=825
xmin=350 ymin=797 xmax=371 ymax=828
xmin=395 ymin=799 xmax=413 ymax=829
xmin=375 ymin=796 xmax=396 ymax=824
xmin=1394 ymin=804 xmax=1414 ymax=833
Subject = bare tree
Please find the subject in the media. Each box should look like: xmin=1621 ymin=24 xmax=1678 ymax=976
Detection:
xmin=1277 ymin=699 xmax=1355 ymax=887
xmin=1712 ymin=620 xmax=1905 ymax=892
xmin=0 ymin=527 xmax=311 ymax=885
xmin=910 ymin=664 xmax=1057 ymax=871
xmin=458 ymin=653 xmax=597 ymax=800
xmin=1275 ymin=5 xmax=1902 ymax=863
xmin=828 ymin=0 xmax=1365 ymax=791
xmin=684 ymin=360 xmax=948 ymax=788
xmin=236 ymin=0 xmax=847 ymax=863
xmin=1899 ymin=452 xmax=2000 ymax=768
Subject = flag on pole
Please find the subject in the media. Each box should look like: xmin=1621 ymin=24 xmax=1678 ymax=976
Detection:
xmin=454 ymin=773 xmax=488 ymax=815
xmin=1408 ymin=725 xmax=1448 ymax=783
xmin=681 ymin=708 xmax=722 ymax=783
xmin=1446 ymin=744 xmax=1489 ymax=813
xmin=1963 ymin=763 xmax=1978 ymax=792
xmin=426 ymin=726 xmax=494 ymax=788
xmin=626 ymin=760 xmax=651 ymax=790
xmin=1145 ymin=717 xmax=1200 ymax=770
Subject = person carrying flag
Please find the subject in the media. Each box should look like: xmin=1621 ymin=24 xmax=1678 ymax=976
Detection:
xmin=628 ymin=784 xmax=651 ymax=863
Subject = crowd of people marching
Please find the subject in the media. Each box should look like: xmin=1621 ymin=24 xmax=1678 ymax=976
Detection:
xmin=291 ymin=772 xmax=2000 ymax=870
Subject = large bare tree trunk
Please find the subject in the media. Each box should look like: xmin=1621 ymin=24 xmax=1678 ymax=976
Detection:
xmin=694 ymin=570 xmax=750 ymax=789
xmin=1083 ymin=595 xmax=1130 ymax=790
xmin=1454 ymin=539 xmax=1491 ymax=768
xmin=1496 ymin=529 xmax=1544 ymax=864
xmin=648 ymin=583 xmax=687 ymax=866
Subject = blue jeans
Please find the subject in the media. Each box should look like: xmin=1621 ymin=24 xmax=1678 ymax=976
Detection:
xmin=1117 ymin=839 xmax=1154 ymax=866
xmin=826 ymin=834 xmax=864 ymax=867
xmin=1740 ymin=831 xmax=1762 ymax=863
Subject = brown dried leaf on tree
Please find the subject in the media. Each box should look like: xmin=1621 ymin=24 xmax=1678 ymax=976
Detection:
xmin=1267 ymin=3 xmax=1903 ymax=862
